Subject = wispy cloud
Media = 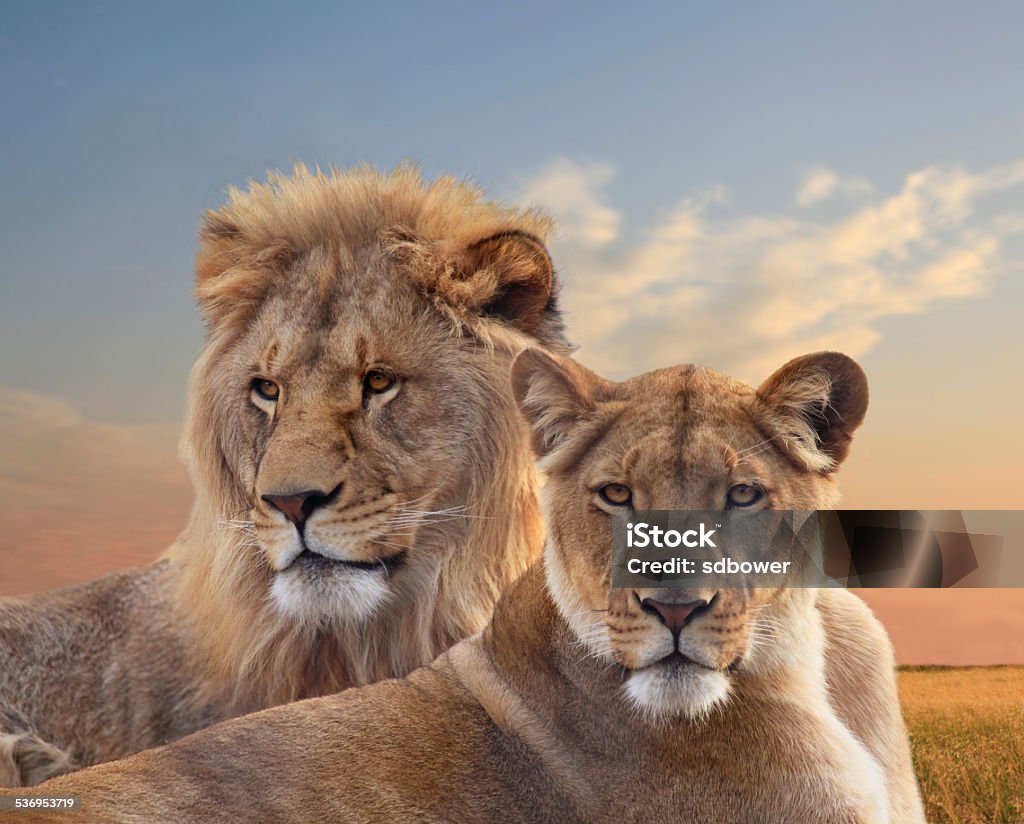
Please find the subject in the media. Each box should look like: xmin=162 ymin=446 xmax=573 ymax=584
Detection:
xmin=517 ymin=158 xmax=1024 ymax=383
xmin=0 ymin=391 xmax=190 ymax=595
xmin=796 ymin=166 xmax=872 ymax=206
xmin=517 ymin=158 xmax=621 ymax=247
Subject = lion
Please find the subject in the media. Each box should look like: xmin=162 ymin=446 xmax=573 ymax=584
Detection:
xmin=10 ymin=350 xmax=926 ymax=823
xmin=0 ymin=165 xmax=570 ymax=786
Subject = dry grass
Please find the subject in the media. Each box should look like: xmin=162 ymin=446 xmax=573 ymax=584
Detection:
xmin=899 ymin=666 xmax=1024 ymax=824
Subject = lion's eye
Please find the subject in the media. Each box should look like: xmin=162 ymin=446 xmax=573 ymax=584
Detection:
xmin=253 ymin=379 xmax=280 ymax=402
xmin=727 ymin=483 xmax=763 ymax=508
xmin=364 ymin=369 xmax=396 ymax=394
xmin=598 ymin=483 xmax=633 ymax=507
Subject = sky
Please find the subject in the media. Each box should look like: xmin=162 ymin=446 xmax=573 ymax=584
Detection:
xmin=1 ymin=1 xmax=1023 ymax=663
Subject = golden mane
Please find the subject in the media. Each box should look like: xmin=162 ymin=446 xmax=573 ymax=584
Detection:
xmin=170 ymin=164 xmax=559 ymax=713
xmin=193 ymin=164 xmax=556 ymax=337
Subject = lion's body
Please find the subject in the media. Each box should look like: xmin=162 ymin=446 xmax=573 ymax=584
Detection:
xmin=11 ymin=352 xmax=925 ymax=823
xmin=0 ymin=563 xmax=218 ymax=786
xmin=0 ymin=166 xmax=565 ymax=786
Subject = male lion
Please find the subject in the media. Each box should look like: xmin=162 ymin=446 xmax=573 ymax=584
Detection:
xmin=13 ymin=351 xmax=925 ymax=823
xmin=0 ymin=166 xmax=569 ymax=786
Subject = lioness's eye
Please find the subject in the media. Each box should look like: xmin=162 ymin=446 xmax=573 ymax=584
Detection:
xmin=727 ymin=483 xmax=763 ymax=508
xmin=364 ymin=369 xmax=396 ymax=394
xmin=598 ymin=483 xmax=633 ymax=507
xmin=252 ymin=379 xmax=280 ymax=402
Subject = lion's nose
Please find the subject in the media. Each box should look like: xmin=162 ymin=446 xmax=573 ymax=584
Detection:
xmin=640 ymin=597 xmax=711 ymax=636
xmin=261 ymin=484 xmax=341 ymax=530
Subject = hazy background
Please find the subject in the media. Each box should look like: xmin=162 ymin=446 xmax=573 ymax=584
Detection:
xmin=2 ymin=1 xmax=1022 ymax=664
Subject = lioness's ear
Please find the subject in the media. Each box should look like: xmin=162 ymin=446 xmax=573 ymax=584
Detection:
xmin=755 ymin=352 xmax=869 ymax=473
xmin=511 ymin=349 xmax=598 ymax=459
xmin=456 ymin=231 xmax=565 ymax=349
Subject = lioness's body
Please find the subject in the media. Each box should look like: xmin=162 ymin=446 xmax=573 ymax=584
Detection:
xmin=13 ymin=570 xmax=901 ymax=824
xmin=13 ymin=352 xmax=924 ymax=823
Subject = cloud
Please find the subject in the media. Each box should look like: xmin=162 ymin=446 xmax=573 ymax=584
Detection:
xmin=0 ymin=391 xmax=191 ymax=595
xmin=517 ymin=158 xmax=621 ymax=247
xmin=796 ymin=166 xmax=872 ymax=206
xmin=518 ymin=158 xmax=1024 ymax=384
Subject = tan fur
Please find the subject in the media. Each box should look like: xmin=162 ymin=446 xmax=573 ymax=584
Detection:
xmin=0 ymin=166 xmax=567 ymax=786
xmin=12 ymin=352 xmax=924 ymax=823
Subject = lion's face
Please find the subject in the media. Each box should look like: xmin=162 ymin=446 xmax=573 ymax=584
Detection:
xmin=512 ymin=350 xmax=868 ymax=719
xmin=207 ymin=274 xmax=503 ymax=622
xmin=182 ymin=167 xmax=566 ymax=636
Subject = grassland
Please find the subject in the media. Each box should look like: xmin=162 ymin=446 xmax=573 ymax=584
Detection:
xmin=899 ymin=666 xmax=1024 ymax=824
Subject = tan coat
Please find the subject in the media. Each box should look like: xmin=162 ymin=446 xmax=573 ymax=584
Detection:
xmin=10 ymin=568 xmax=909 ymax=823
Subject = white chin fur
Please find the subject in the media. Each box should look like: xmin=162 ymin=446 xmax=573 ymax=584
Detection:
xmin=625 ymin=665 xmax=731 ymax=721
xmin=269 ymin=568 xmax=392 ymax=625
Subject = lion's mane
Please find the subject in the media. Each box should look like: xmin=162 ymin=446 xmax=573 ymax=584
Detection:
xmin=171 ymin=164 xmax=564 ymax=713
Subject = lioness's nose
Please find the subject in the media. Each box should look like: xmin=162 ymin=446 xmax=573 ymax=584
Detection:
xmin=262 ymin=484 xmax=341 ymax=529
xmin=641 ymin=597 xmax=711 ymax=636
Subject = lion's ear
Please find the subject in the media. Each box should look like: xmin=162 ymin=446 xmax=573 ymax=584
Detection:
xmin=511 ymin=348 xmax=598 ymax=459
xmin=456 ymin=231 xmax=566 ymax=349
xmin=755 ymin=351 xmax=869 ymax=473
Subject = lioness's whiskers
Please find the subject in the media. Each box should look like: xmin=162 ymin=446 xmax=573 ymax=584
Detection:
xmin=734 ymin=435 xmax=778 ymax=457
xmin=733 ymin=432 xmax=791 ymax=463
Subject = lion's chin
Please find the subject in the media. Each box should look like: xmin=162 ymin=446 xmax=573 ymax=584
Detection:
xmin=269 ymin=565 xmax=394 ymax=625
xmin=623 ymin=656 xmax=731 ymax=721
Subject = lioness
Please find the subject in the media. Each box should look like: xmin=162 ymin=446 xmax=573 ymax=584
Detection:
xmin=0 ymin=166 xmax=569 ymax=786
xmin=14 ymin=350 xmax=925 ymax=823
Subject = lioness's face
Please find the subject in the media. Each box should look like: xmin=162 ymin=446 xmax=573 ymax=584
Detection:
xmin=512 ymin=350 xmax=867 ymax=719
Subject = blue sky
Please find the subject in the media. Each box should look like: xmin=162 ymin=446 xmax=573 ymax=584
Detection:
xmin=2 ymin=1 xmax=1024 ymax=658
xmin=1 ymin=0 xmax=1023 ymax=438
